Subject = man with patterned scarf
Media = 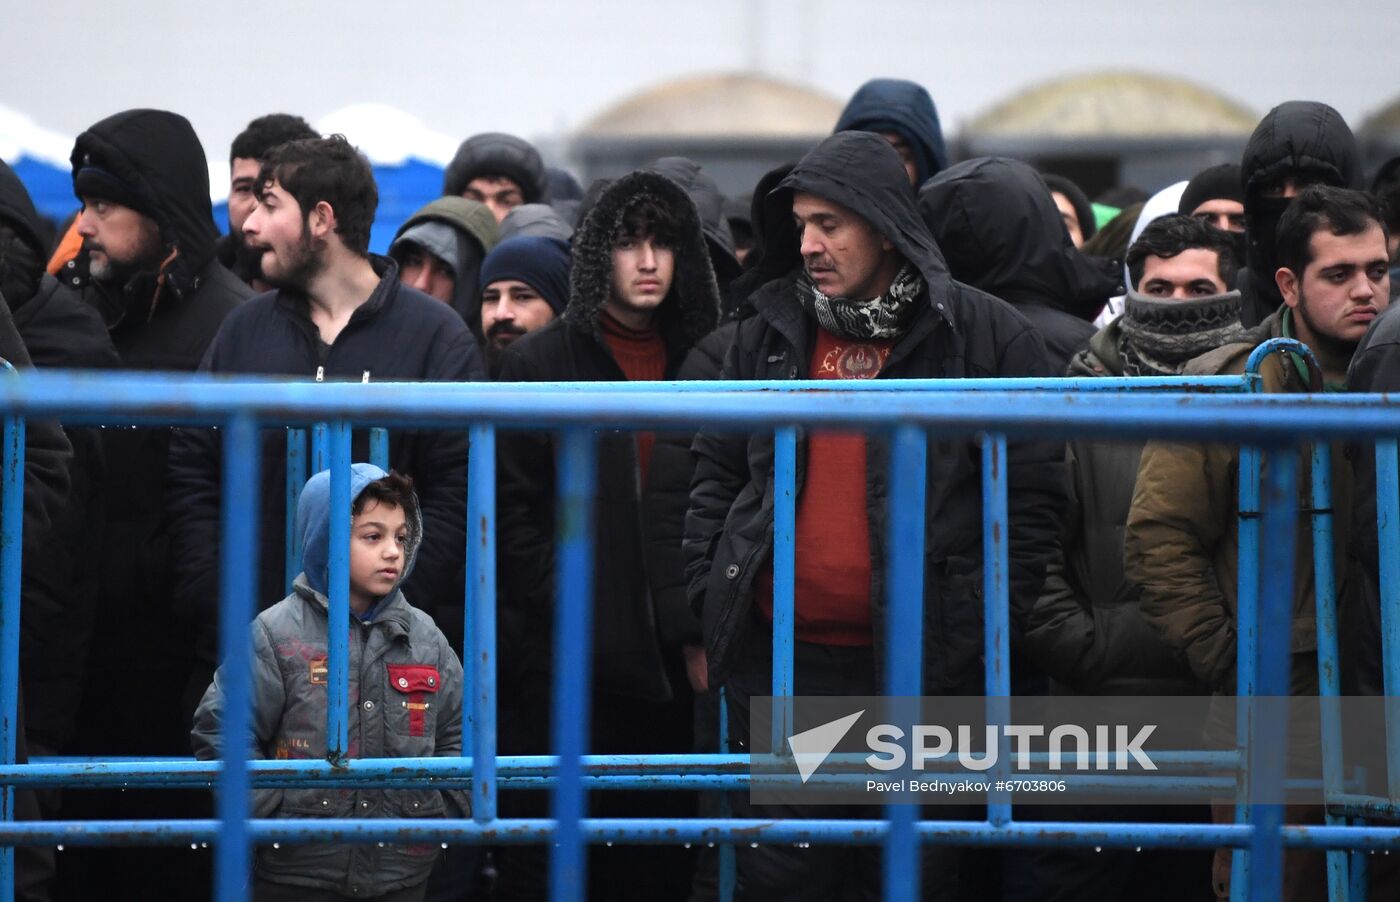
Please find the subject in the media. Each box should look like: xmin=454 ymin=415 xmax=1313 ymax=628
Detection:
xmin=1024 ymin=214 xmax=1243 ymax=901
xmin=684 ymin=131 xmax=1066 ymax=900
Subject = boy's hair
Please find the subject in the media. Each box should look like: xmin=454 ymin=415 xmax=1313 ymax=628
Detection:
xmin=1126 ymin=213 xmax=1238 ymax=290
xmin=353 ymin=470 xmax=419 ymax=524
xmin=229 ymin=113 xmax=317 ymax=165
xmin=615 ymin=195 xmax=681 ymax=248
xmin=257 ymin=135 xmax=378 ymax=256
xmin=1276 ymin=185 xmax=1387 ymax=276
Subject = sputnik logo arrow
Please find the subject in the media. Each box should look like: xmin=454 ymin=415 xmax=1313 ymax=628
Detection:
xmin=786 ymin=710 xmax=865 ymax=783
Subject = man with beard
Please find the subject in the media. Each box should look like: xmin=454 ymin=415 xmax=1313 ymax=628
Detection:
xmin=61 ymin=106 xmax=249 ymax=900
xmin=493 ymin=170 xmax=719 ymax=900
xmin=167 ymin=136 xmax=485 ymax=713
xmin=218 ymin=113 xmax=318 ymax=290
xmin=683 ymin=132 xmax=1065 ymax=900
xmin=1126 ymin=186 xmax=1391 ymax=901
xmin=477 ymin=234 xmax=568 ymax=375
xmin=1236 ymin=101 xmax=1363 ymax=327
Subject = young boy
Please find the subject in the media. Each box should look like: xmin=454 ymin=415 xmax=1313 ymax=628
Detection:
xmin=192 ymin=464 xmax=467 ymax=902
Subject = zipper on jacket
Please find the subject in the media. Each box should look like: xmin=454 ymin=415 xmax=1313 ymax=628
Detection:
xmin=315 ymin=365 xmax=325 ymax=382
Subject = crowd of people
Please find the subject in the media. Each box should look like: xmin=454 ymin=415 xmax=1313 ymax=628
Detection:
xmin=1 ymin=75 xmax=1399 ymax=902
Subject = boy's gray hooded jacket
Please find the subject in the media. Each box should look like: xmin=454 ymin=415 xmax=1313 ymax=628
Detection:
xmin=192 ymin=463 xmax=467 ymax=897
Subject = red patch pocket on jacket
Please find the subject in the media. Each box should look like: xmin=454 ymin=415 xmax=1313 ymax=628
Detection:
xmin=387 ymin=664 xmax=440 ymax=736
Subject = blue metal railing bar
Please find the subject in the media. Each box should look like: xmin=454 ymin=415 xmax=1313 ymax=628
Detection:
xmin=215 ymin=413 xmax=259 ymax=902
xmin=0 ymin=408 xmax=24 ymax=902
xmin=3 ymin=818 xmax=1400 ymax=851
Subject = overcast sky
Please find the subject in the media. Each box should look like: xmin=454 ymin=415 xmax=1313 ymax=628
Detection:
xmin=6 ymin=0 xmax=1400 ymax=165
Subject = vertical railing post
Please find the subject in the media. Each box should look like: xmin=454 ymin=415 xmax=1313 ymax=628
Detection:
xmin=981 ymin=434 xmax=1012 ymax=827
xmin=1373 ymin=439 xmax=1400 ymax=800
xmin=1232 ymin=438 xmax=1262 ymax=902
xmin=311 ymin=422 xmax=329 ymax=474
xmin=1309 ymin=441 xmax=1350 ymax=900
xmin=771 ymin=427 xmax=798 ymax=754
xmin=549 ymin=428 xmax=597 ymax=902
xmin=369 ymin=427 xmax=390 ymax=472
xmin=1248 ymin=445 xmax=1299 ymax=902
xmin=325 ymin=421 xmax=353 ymax=762
xmin=284 ymin=428 xmax=308 ymax=592
xmin=884 ymin=425 xmax=927 ymax=902
xmin=214 ymin=412 xmax=260 ymax=902
xmin=0 ymin=413 xmax=24 ymax=902
xmin=467 ymin=424 xmax=497 ymax=821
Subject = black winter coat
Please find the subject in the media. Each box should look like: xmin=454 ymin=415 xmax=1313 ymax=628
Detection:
xmin=10 ymin=274 xmax=120 ymax=751
xmin=63 ymin=112 xmax=251 ymax=707
xmin=1346 ymin=303 xmax=1400 ymax=696
xmin=683 ymin=132 xmax=1066 ymax=691
xmin=496 ymin=170 xmax=719 ymax=703
xmin=919 ymin=157 xmax=1119 ymax=373
xmin=165 ymin=258 xmax=484 ymax=680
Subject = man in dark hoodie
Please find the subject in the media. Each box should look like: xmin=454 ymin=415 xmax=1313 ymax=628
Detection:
xmin=835 ymin=77 xmax=948 ymax=187
xmin=166 ymin=136 xmax=484 ymax=711
xmin=1237 ymin=101 xmax=1364 ymax=328
xmin=387 ymin=195 xmax=499 ymax=326
xmin=920 ymin=157 xmax=1120 ymax=371
xmin=219 ymin=113 xmax=318 ymax=289
xmin=0 ymin=159 xmax=118 ymax=759
xmin=442 ymin=132 xmax=549 ymax=223
xmin=493 ymin=169 xmax=719 ymax=901
xmin=683 ymin=132 xmax=1065 ymax=900
xmin=60 ymin=106 xmax=248 ymax=901
xmin=651 ymin=157 xmax=743 ymax=293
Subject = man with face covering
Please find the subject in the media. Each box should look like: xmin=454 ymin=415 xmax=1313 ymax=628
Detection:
xmin=388 ymin=196 xmax=498 ymax=327
xmin=684 ymin=132 xmax=1065 ymax=899
xmin=1237 ymin=101 xmax=1363 ymax=328
xmin=920 ymin=157 xmax=1120 ymax=370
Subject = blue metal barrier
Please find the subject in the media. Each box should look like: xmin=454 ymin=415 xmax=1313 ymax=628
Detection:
xmin=0 ymin=357 xmax=1397 ymax=901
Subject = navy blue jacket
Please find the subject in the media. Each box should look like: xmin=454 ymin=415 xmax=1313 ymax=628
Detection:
xmin=167 ymin=258 xmax=484 ymax=690
xmin=835 ymin=78 xmax=949 ymax=185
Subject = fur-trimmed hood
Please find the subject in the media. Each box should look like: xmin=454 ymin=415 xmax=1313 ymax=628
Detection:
xmin=563 ymin=169 xmax=719 ymax=352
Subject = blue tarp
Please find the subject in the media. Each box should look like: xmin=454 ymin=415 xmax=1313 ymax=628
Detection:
xmin=11 ymin=156 xmax=446 ymax=256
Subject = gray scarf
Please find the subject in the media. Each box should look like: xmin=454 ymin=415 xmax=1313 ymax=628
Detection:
xmin=796 ymin=263 xmax=924 ymax=340
xmin=1117 ymin=289 xmax=1249 ymax=377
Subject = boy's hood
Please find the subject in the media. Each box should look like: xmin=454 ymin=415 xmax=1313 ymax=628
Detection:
xmin=295 ymin=463 xmax=421 ymax=600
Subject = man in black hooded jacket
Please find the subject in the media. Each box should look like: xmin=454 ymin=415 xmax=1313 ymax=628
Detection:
xmin=493 ymin=169 xmax=719 ymax=901
xmin=1237 ymin=101 xmax=1363 ymax=328
xmin=683 ymin=131 xmax=1065 ymax=900
xmin=442 ymin=132 xmax=549 ymax=223
xmin=64 ymin=108 xmax=248 ymax=745
xmin=835 ymin=78 xmax=948 ymax=187
xmin=920 ymin=157 xmax=1120 ymax=371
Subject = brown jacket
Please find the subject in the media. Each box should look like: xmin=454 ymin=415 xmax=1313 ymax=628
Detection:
xmin=1124 ymin=310 xmax=1347 ymax=695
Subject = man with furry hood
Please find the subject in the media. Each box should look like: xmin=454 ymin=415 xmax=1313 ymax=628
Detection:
xmin=493 ymin=169 xmax=719 ymax=900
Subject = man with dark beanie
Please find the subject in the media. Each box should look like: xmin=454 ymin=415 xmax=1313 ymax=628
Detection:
xmin=493 ymin=170 xmax=719 ymax=900
xmin=63 ymin=106 xmax=248 ymax=901
xmin=1179 ymin=162 xmax=1246 ymax=235
xmin=1236 ymin=101 xmax=1363 ymax=327
xmin=477 ymin=234 xmax=569 ymax=374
